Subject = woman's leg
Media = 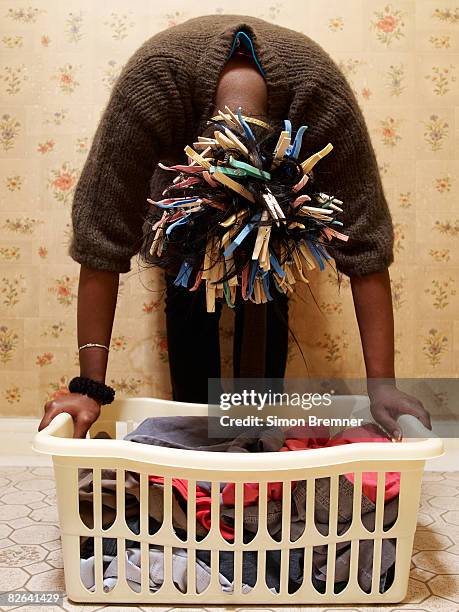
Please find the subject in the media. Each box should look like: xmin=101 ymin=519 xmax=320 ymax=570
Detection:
xmin=164 ymin=272 xmax=222 ymax=403
xmin=233 ymin=289 xmax=289 ymax=378
xmin=265 ymin=290 xmax=289 ymax=378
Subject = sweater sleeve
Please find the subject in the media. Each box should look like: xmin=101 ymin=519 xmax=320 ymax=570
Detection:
xmin=68 ymin=56 xmax=175 ymax=274
xmin=302 ymin=66 xmax=394 ymax=277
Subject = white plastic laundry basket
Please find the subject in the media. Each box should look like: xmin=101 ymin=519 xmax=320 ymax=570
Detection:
xmin=32 ymin=395 xmax=443 ymax=605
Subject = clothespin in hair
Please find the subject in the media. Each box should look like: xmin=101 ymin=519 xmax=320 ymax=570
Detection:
xmin=224 ymin=105 xmax=244 ymax=130
xmin=252 ymin=211 xmax=271 ymax=261
xmin=223 ymin=128 xmax=250 ymax=157
xmin=271 ymin=130 xmax=291 ymax=169
xmin=262 ymin=188 xmax=285 ymax=225
xmin=184 ymin=145 xmax=211 ymax=170
xmin=301 ymin=143 xmax=333 ymax=174
xmin=212 ymin=170 xmax=255 ymax=203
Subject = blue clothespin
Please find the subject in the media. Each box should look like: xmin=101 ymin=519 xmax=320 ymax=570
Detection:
xmin=261 ymin=271 xmax=273 ymax=301
xmin=237 ymin=107 xmax=255 ymax=142
xmin=229 ymin=30 xmax=266 ymax=77
xmin=306 ymin=240 xmax=325 ymax=270
xmin=223 ymin=212 xmax=261 ymax=257
xmin=288 ymin=125 xmax=309 ymax=159
xmin=269 ymin=250 xmax=286 ymax=278
xmin=165 ymin=213 xmax=190 ymax=235
xmin=156 ymin=197 xmax=199 ymax=209
xmin=314 ymin=241 xmax=332 ymax=261
xmin=283 ymin=119 xmax=292 ymax=139
xmin=173 ymin=261 xmax=193 ymax=287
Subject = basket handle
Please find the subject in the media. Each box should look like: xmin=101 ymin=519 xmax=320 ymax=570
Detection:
xmin=396 ymin=414 xmax=438 ymax=439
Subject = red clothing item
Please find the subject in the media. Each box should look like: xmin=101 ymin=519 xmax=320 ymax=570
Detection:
xmin=326 ymin=424 xmax=400 ymax=502
xmin=148 ymin=475 xmax=235 ymax=540
xmin=222 ymin=424 xmax=400 ymax=507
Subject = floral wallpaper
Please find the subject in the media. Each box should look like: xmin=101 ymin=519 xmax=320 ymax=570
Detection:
xmin=0 ymin=1 xmax=458 ymax=417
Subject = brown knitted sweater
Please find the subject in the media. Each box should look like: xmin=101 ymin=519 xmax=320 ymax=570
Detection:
xmin=69 ymin=14 xmax=394 ymax=277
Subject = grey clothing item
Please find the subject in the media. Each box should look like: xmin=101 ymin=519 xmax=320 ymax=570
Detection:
xmin=80 ymin=546 xmax=263 ymax=594
xmin=124 ymin=416 xmax=285 ymax=452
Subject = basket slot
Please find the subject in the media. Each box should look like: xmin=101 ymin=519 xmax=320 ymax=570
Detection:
xmin=361 ymin=472 xmax=377 ymax=532
xmin=383 ymin=471 xmax=400 ymax=532
xmin=78 ymin=467 xmax=94 ymax=529
xmin=311 ymin=545 xmax=327 ymax=593
xmin=315 ymin=477 xmax=330 ymax=536
xmin=381 ymin=539 xmax=396 ymax=592
xmin=358 ymin=539 xmax=374 ymax=594
xmin=333 ymin=541 xmax=350 ymax=594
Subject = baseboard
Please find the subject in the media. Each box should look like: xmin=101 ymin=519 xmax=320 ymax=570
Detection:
xmin=0 ymin=417 xmax=456 ymax=470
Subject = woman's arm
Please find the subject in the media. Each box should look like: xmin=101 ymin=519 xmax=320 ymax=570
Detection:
xmin=39 ymin=264 xmax=119 ymax=437
xmin=77 ymin=264 xmax=119 ymax=383
xmin=351 ymin=268 xmax=431 ymax=439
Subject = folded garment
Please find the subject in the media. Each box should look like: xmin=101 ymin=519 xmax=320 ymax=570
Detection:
xmin=124 ymin=415 xmax=285 ymax=452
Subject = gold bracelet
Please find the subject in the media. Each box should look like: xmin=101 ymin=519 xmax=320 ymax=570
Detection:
xmin=78 ymin=343 xmax=109 ymax=352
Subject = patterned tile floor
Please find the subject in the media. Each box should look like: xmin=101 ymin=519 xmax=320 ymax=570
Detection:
xmin=0 ymin=467 xmax=458 ymax=611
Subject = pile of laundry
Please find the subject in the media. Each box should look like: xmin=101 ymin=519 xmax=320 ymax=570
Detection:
xmin=78 ymin=417 xmax=400 ymax=594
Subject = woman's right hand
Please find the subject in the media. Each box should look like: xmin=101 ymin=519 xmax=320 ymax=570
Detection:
xmin=38 ymin=393 xmax=101 ymax=439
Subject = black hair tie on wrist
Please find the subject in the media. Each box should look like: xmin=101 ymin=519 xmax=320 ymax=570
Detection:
xmin=68 ymin=376 xmax=115 ymax=405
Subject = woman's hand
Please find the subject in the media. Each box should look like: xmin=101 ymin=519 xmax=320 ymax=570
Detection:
xmin=369 ymin=383 xmax=432 ymax=441
xmin=38 ymin=393 xmax=101 ymax=439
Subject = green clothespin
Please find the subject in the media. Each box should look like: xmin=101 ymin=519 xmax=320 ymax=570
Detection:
xmin=209 ymin=165 xmax=246 ymax=177
xmin=229 ymin=156 xmax=271 ymax=180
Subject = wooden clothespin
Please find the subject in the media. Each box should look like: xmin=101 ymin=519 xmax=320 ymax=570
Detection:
xmin=271 ymin=130 xmax=291 ymax=169
xmin=184 ymin=145 xmax=211 ymax=170
xmin=212 ymin=170 xmax=255 ymax=203
xmin=301 ymin=142 xmax=333 ymax=173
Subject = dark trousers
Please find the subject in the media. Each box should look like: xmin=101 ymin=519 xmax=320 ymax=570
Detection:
xmin=164 ymin=272 xmax=289 ymax=403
